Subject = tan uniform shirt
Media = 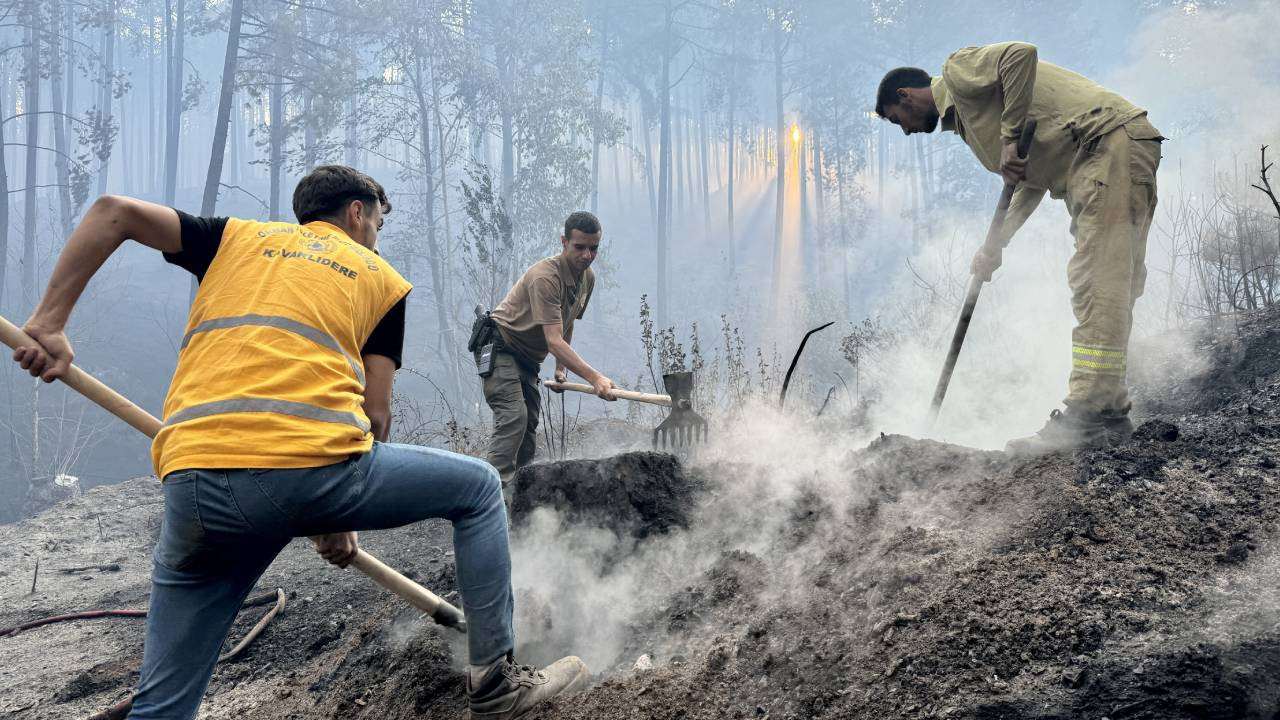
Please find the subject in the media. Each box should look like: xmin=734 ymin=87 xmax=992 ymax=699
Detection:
xmin=934 ymin=41 xmax=1162 ymax=241
xmin=491 ymin=255 xmax=594 ymax=365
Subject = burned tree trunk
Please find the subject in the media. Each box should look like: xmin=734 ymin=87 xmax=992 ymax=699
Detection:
xmin=798 ymin=122 xmax=808 ymax=277
xmin=201 ymin=0 xmax=244 ymax=216
xmin=590 ymin=15 xmax=608 ymax=214
xmin=95 ymin=0 xmax=116 ymax=198
xmin=726 ymin=76 xmax=736 ymax=277
xmin=813 ymin=129 xmax=826 ymax=298
xmin=655 ymin=0 xmax=673 ymax=328
xmin=50 ymin=9 xmax=72 ymax=236
xmin=698 ymin=90 xmax=711 ymax=237
xmin=411 ymin=55 xmax=458 ymax=389
xmin=344 ymin=98 xmax=358 ymax=167
xmin=163 ymin=0 xmax=185 ymax=206
xmin=431 ymin=60 xmax=456 ymax=378
xmin=22 ymin=7 xmax=41 ymax=309
xmin=268 ymin=78 xmax=284 ymax=220
xmin=0 ymin=82 xmax=9 ymax=311
xmin=641 ymin=103 xmax=658 ymax=236
xmin=769 ymin=19 xmax=785 ymax=306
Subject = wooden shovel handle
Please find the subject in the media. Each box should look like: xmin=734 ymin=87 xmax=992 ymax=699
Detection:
xmin=544 ymin=380 xmax=671 ymax=407
xmin=347 ymin=549 xmax=465 ymax=629
xmin=0 ymin=313 xmax=466 ymax=633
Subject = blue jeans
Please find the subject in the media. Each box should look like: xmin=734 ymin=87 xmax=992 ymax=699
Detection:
xmin=128 ymin=442 xmax=512 ymax=719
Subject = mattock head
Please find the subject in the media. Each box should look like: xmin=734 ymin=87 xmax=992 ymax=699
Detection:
xmin=652 ymin=371 xmax=709 ymax=449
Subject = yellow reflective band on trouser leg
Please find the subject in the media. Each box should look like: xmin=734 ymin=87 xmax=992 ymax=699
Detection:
xmin=1071 ymin=345 xmax=1127 ymax=375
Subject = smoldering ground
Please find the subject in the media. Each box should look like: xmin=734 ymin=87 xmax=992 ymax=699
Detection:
xmin=504 ymin=402 xmax=1010 ymax=674
xmin=7 ymin=298 xmax=1280 ymax=719
xmin=490 ymin=302 xmax=1280 ymax=719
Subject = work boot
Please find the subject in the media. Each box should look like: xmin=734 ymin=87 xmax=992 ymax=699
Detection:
xmin=1101 ymin=413 xmax=1135 ymax=444
xmin=1004 ymin=408 xmax=1107 ymax=456
xmin=467 ymin=653 xmax=590 ymax=720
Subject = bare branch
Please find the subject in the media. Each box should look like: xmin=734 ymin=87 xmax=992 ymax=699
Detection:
xmin=1250 ymin=145 xmax=1280 ymax=228
xmin=2 ymin=111 xmax=95 ymax=129
xmin=1 ymin=143 xmax=92 ymax=169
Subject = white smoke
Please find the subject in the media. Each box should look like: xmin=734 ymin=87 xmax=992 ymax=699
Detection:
xmin=507 ymin=400 xmax=998 ymax=672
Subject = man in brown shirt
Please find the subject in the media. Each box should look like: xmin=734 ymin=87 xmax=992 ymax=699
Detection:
xmin=876 ymin=41 xmax=1163 ymax=454
xmin=482 ymin=211 xmax=615 ymax=479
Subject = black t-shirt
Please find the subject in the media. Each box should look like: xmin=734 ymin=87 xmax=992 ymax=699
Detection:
xmin=164 ymin=210 xmax=406 ymax=368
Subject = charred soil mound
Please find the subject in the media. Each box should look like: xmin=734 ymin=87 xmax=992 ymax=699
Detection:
xmin=510 ymin=451 xmax=704 ymax=539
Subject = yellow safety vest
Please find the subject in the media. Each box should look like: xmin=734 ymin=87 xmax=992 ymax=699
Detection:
xmin=151 ymin=218 xmax=412 ymax=479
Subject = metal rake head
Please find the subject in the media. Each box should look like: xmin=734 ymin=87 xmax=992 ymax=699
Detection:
xmin=652 ymin=371 xmax=709 ymax=449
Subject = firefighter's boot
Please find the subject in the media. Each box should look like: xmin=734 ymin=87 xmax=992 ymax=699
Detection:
xmin=1005 ymin=408 xmax=1110 ymax=455
xmin=467 ymin=654 xmax=590 ymax=720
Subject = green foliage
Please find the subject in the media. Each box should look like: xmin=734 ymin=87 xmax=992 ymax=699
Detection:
xmin=639 ymin=293 xmax=657 ymax=390
xmin=839 ymin=317 xmax=889 ymax=369
xmin=459 ymin=164 xmax=514 ymax=306
xmin=239 ymin=1 xmax=368 ymax=174
xmin=637 ymin=297 xmax=784 ymax=418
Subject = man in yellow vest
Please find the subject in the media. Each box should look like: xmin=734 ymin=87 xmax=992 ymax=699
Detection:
xmin=875 ymin=42 xmax=1163 ymax=454
xmin=12 ymin=166 xmax=587 ymax=719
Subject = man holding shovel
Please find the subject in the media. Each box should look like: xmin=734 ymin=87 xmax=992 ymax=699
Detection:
xmin=11 ymin=165 xmax=587 ymax=719
xmin=875 ymin=41 xmax=1163 ymax=454
xmin=475 ymin=211 xmax=616 ymax=481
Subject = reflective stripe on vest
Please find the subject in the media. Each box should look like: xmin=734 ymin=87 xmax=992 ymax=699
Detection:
xmin=164 ymin=398 xmax=372 ymax=433
xmin=181 ymin=313 xmax=366 ymax=386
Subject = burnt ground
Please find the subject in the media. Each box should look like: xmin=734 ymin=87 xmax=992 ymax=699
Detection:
xmin=510 ymin=452 xmax=704 ymax=539
xmin=2 ymin=308 xmax=1280 ymax=719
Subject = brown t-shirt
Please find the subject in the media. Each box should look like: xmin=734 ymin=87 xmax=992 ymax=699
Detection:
xmin=491 ymin=255 xmax=594 ymax=365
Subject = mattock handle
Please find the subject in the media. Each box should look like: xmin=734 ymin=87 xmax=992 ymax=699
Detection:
xmin=544 ymin=380 xmax=672 ymax=406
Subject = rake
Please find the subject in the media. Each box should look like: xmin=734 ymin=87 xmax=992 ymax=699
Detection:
xmin=544 ymin=370 xmax=709 ymax=449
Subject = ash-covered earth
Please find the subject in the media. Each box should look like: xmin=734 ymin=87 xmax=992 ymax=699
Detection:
xmin=2 ymin=308 xmax=1279 ymax=720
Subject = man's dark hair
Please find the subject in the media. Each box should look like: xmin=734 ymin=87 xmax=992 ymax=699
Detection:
xmin=293 ymin=165 xmax=391 ymax=224
xmin=875 ymin=67 xmax=932 ymax=117
xmin=564 ymin=210 xmax=601 ymax=239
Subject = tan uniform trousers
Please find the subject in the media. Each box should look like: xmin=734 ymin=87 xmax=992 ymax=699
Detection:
xmin=1064 ymin=121 xmax=1162 ymax=416
xmin=482 ymin=351 xmax=541 ymax=480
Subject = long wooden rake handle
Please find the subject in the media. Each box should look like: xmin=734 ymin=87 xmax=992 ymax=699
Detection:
xmin=0 ymin=314 xmax=466 ymax=632
xmin=543 ymin=380 xmax=672 ymax=407
xmin=927 ymin=118 xmax=1037 ymax=427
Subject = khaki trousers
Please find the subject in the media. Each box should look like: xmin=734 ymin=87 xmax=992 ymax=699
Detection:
xmin=1064 ymin=121 xmax=1162 ymax=415
xmin=481 ymin=351 xmax=541 ymax=479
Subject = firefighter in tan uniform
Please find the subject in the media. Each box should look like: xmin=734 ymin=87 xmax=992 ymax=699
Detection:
xmin=876 ymin=41 xmax=1163 ymax=454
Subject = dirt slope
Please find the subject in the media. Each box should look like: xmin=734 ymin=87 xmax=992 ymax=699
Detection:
xmin=2 ymin=309 xmax=1279 ymax=720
